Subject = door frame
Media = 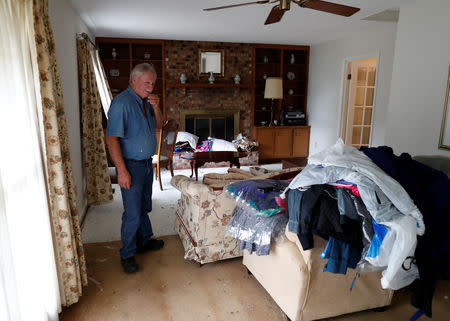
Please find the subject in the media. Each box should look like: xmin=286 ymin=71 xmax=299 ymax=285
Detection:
xmin=337 ymin=52 xmax=381 ymax=147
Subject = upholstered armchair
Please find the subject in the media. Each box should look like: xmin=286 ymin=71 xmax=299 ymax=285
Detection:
xmin=171 ymin=167 xmax=304 ymax=264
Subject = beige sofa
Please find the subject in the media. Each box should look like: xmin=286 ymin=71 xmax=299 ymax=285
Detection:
xmin=243 ymin=229 xmax=393 ymax=321
xmin=171 ymin=167 xmax=303 ymax=264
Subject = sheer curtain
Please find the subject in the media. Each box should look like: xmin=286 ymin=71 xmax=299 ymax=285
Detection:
xmin=0 ymin=0 xmax=61 ymax=320
xmin=91 ymin=47 xmax=112 ymax=115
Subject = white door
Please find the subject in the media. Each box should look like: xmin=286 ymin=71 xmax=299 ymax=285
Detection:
xmin=341 ymin=57 xmax=377 ymax=148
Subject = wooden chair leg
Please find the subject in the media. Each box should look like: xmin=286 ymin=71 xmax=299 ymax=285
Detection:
xmin=157 ymin=163 xmax=163 ymax=191
xmin=153 ymin=165 xmax=158 ymax=180
xmin=170 ymin=161 xmax=174 ymax=177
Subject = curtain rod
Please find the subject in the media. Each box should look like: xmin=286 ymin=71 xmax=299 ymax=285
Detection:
xmin=76 ymin=32 xmax=97 ymax=49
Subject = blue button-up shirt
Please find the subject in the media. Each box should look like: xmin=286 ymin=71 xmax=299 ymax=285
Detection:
xmin=106 ymin=86 xmax=157 ymax=160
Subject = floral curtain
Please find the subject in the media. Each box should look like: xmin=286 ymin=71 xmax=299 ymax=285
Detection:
xmin=33 ymin=0 xmax=87 ymax=306
xmin=76 ymin=38 xmax=113 ymax=205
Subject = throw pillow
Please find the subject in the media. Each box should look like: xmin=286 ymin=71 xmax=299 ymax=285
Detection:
xmin=210 ymin=138 xmax=238 ymax=152
xmin=176 ymin=131 xmax=199 ymax=149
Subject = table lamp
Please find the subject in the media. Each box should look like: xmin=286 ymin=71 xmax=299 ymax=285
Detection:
xmin=264 ymin=77 xmax=283 ymax=126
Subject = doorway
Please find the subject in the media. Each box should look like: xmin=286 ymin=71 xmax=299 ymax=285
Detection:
xmin=339 ymin=57 xmax=378 ymax=148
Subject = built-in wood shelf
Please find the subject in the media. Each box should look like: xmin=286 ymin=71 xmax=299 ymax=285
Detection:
xmin=166 ymin=83 xmax=250 ymax=88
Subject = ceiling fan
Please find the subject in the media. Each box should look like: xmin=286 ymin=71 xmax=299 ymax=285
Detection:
xmin=203 ymin=0 xmax=360 ymax=25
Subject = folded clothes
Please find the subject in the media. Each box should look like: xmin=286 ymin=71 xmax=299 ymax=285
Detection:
xmin=226 ymin=179 xmax=289 ymax=216
xmin=195 ymin=140 xmax=213 ymax=152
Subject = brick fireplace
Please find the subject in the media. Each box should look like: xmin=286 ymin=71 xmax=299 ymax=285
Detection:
xmin=165 ymin=40 xmax=252 ymax=138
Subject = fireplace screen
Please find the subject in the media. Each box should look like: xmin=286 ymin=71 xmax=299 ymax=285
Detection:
xmin=180 ymin=109 xmax=240 ymax=142
xmin=186 ymin=116 xmax=234 ymax=142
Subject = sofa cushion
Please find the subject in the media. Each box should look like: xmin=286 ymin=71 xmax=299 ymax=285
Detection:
xmin=202 ymin=172 xmax=252 ymax=189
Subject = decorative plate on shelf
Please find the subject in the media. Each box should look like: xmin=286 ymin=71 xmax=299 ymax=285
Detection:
xmin=286 ymin=72 xmax=296 ymax=80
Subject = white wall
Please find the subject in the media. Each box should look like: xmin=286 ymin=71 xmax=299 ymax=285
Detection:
xmin=48 ymin=0 xmax=93 ymax=221
xmin=385 ymin=0 xmax=450 ymax=156
xmin=307 ymin=23 xmax=397 ymax=155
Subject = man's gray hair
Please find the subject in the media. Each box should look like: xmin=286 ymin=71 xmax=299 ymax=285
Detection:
xmin=130 ymin=63 xmax=157 ymax=84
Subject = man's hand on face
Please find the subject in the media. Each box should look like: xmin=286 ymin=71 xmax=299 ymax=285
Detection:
xmin=147 ymin=93 xmax=159 ymax=108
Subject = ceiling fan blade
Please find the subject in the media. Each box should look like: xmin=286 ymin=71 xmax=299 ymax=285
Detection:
xmin=203 ymin=0 xmax=270 ymax=11
xmin=265 ymin=5 xmax=286 ymax=25
xmin=302 ymin=0 xmax=360 ymax=17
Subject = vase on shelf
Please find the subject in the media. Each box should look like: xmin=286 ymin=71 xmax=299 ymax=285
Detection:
xmin=111 ymin=48 xmax=117 ymax=59
xmin=144 ymin=51 xmax=151 ymax=60
xmin=290 ymin=53 xmax=295 ymax=64
xmin=208 ymin=72 xmax=215 ymax=84
xmin=263 ymin=56 xmax=269 ymax=63
xmin=234 ymin=74 xmax=241 ymax=84
xmin=109 ymin=69 xmax=120 ymax=77
xmin=180 ymin=73 xmax=187 ymax=84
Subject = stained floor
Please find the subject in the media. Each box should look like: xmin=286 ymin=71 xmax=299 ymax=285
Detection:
xmin=60 ymin=236 xmax=449 ymax=321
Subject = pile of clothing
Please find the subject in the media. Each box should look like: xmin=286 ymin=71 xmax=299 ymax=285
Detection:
xmin=174 ymin=141 xmax=194 ymax=153
xmin=195 ymin=139 xmax=213 ymax=152
xmin=233 ymin=134 xmax=258 ymax=152
xmin=225 ymin=179 xmax=289 ymax=256
xmin=282 ymin=140 xmax=449 ymax=317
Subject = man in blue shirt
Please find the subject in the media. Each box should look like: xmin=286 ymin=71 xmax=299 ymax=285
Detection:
xmin=106 ymin=63 xmax=163 ymax=274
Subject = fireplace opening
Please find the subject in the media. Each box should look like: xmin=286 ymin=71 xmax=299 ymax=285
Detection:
xmin=180 ymin=109 xmax=239 ymax=143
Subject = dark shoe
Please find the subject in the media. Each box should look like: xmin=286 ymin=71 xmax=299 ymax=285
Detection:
xmin=136 ymin=238 xmax=165 ymax=254
xmin=121 ymin=256 xmax=139 ymax=274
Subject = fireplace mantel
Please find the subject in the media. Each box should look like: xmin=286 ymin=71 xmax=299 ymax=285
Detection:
xmin=167 ymin=83 xmax=250 ymax=88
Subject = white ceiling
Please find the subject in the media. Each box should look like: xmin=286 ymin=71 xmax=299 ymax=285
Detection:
xmin=68 ymin=0 xmax=412 ymax=45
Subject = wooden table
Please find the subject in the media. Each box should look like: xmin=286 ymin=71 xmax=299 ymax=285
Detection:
xmin=282 ymin=157 xmax=307 ymax=169
xmin=180 ymin=151 xmax=248 ymax=181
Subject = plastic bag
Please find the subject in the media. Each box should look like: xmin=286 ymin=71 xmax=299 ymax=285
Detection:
xmin=225 ymin=179 xmax=289 ymax=216
xmin=226 ymin=204 xmax=288 ymax=256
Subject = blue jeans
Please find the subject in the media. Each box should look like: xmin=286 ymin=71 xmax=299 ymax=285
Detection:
xmin=119 ymin=158 xmax=154 ymax=259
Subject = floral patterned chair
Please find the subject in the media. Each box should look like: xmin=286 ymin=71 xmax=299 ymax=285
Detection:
xmin=170 ymin=167 xmax=303 ymax=264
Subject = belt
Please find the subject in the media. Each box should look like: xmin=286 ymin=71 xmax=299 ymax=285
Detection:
xmin=124 ymin=157 xmax=152 ymax=163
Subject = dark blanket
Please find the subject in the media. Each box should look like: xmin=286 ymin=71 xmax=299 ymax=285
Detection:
xmin=360 ymin=146 xmax=450 ymax=317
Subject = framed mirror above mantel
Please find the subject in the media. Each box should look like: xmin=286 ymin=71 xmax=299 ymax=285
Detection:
xmin=199 ymin=49 xmax=224 ymax=77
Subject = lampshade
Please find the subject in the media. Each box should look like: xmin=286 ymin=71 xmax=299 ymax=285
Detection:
xmin=264 ymin=77 xmax=283 ymax=99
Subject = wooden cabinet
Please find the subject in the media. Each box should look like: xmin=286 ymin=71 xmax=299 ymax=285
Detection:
xmin=256 ymin=128 xmax=276 ymax=159
xmin=251 ymin=44 xmax=310 ymax=160
xmin=253 ymin=126 xmax=310 ymax=160
xmin=274 ymin=128 xmax=293 ymax=158
xmin=252 ymin=44 xmax=309 ymax=126
xmin=96 ymin=37 xmax=166 ymax=116
xmin=292 ymin=127 xmax=310 ymax=157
